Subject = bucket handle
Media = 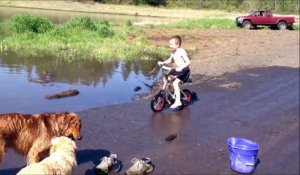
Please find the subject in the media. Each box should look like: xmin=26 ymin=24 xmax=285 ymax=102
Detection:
xmin=232 ymin=149 xmax=256 ymax=166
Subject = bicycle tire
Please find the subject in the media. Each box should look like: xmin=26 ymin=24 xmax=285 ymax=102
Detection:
xmin=150 ymin=93 xmax=166 ymax=112
xmin=181 ymin=89 xmax=192 ymax=106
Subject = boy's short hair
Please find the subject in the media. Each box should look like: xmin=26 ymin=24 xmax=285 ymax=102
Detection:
xmin=171 ymin=35 xmax=182 ymax=46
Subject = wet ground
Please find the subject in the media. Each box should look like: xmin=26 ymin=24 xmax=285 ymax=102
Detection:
xmin=0 ymin=65 xmax=299 ymax=175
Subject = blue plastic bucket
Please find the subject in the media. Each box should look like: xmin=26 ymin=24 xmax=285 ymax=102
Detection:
xmin=227 ymin=137 xmax=259 ymax=174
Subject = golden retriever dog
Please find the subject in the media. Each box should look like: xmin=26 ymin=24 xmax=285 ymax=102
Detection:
xmin=17 ymin=136 xmax=77 ymax=175
xmin=0 ymin=112 xmax=82 ymax=165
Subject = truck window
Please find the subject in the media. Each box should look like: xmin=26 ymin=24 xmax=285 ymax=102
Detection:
xmin=259 ymin=12 xmax=263 ymax=16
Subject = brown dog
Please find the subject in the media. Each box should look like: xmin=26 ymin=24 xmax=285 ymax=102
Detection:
xmin=0 ymin=112 xmax=82 ymax=165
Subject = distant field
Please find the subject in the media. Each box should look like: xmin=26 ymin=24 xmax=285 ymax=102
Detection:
xmin=0 ymin=1 xmax=298 ymax=24
xmin=0 ymin=0 xmax=243 ymax=19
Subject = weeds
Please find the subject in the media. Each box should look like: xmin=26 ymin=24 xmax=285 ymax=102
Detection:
xmin=166 ymin=18 xmax=236 ymax=29
xmin=2 ymin=13 xmax=296 ymax=62
xmin=0 ymin=13 xmax=168 ymax=62
xmin=10 ymin=13 xmax=54 ymax=34
xmin=293 ymin=24 xmax=299 ymax=30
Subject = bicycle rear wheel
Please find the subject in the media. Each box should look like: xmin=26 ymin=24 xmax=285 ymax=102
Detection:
xmin=181 ymin=89 xmax=192 ymax=106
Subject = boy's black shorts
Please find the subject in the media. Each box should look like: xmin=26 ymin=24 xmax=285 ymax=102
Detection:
xmin=170 ymin=67 xmax=190 ymax=82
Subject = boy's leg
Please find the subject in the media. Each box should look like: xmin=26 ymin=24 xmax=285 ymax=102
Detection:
xmin=170 ymin=78 xmax=182 ymax=109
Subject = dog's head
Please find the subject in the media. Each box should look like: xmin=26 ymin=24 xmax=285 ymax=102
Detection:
xmin=50 ymin=136 xmax=77 ymax=154
xmin=56 ymin=112 xmax=82 ymax=140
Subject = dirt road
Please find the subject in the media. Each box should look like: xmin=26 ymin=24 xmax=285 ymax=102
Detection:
xmin=1 ymin=65 xmax=298 ymax=175
xmin=0 ymin=30 xmax=299 ymax=174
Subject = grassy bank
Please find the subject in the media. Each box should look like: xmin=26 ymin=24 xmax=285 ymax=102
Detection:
xmin=158 ymin=18 xmax=299 ymax=30
xmin=0 ymin=13 xmax=169 ymax=62
xmin=0 ymin=14 xmax=238 ymax=62
xmin=165 ymin=18 xmax=236 ymax=29
xmin=293 ymin=24 xmax=300 ymax=30
xmin=1 ymin=13 xmax=298 ymax=62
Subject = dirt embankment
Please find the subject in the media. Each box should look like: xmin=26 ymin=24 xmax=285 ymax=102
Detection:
xmin=138 ymin=28 xmax=299 ymax=99
xmin=146 ymin=28 xmax=299 ymax=79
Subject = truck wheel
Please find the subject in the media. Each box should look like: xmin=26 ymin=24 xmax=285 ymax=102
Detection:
xmin=242 ymin=20 xmax=252 ymax=29
xmin=277 ymin=21 xmax=287 ymax=30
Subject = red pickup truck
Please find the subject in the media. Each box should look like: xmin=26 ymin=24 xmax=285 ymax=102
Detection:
xmin=236 ymin=10 xmax=295 ymax=30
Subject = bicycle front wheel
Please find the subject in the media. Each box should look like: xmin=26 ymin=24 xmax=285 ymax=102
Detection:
xmin=150 ymin=94 xmax=166 ymax=112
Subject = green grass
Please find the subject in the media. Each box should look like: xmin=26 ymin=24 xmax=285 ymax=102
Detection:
xmin=293 ymin=24 xmax=299 ymax=30
xmin=164 ymin=18 xmax=236 ymax=29
xmin=0 ymin=13 xmax=169 ymax=62
xmin=2 ymin=13 xmax=295 ymax=62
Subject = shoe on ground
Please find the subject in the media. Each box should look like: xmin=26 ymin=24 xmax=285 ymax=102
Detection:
xmin=170 ymin=101 xmax=182 ymax=109
xmin=95 ymin=154 xmax=119 ymax=174
xmin=125 ymin=158 xmax=154 ymax=175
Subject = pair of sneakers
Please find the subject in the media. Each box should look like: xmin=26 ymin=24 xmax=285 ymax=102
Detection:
xmin=125 ymin=157 xmax=154 ymax=175
xmin=95 ymin=154 xmax=154 ymax=175
xmin=95 ymin=154 xmax=120 ymax=174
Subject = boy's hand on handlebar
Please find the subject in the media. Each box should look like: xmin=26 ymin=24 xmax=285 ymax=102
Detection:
xmin=157 ymin=61 xmax=163 ymax=66
xmin=162 ymin=65 xmax=172 ymax=71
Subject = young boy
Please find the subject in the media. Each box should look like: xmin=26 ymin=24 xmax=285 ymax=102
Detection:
xmin=158 ymin=35 xmax=190 ymax=109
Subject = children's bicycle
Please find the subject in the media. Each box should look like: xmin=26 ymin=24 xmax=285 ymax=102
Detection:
xmin=150 ymin=65 xmax=192 ymax=112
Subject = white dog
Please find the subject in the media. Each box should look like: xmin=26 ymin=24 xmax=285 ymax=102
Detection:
xmin=17 ymin=136 xmax=77 ymax=175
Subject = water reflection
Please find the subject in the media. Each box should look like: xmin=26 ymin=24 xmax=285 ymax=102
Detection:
xmin=1 ymin=52 xmax=158 ymax=84
xmin=0 ymin=52 xmax=160 ymax=113
xmin=150 ymin=108 xmax=191 ymax=154
xmin=150 ymin=108 xmax=191 ymax=135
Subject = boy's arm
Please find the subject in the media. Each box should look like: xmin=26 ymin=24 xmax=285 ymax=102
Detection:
xmin=176 ymin=50 xmax=190 ymax=71
xmin=158 ymin=55 xmax=172 ymax=65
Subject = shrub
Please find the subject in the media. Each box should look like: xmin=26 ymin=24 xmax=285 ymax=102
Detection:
xmin=145 ymin=0 xmax=166 ymax=6
xmin=125 ymin=20 xmax=133 ymax=27
xmin=47 ymin=27 xmax=70 ymax=42
xmin=293 ymin=24 xmax=299 ymax=30
xmin=132 ymin=0 xmax=145 ymax=5
xmin=65 ymin=16 xmax=97 ymax=31
xmin=94 ymin=19 xmax=114 ymax=37
xmin=10 ymin=13 xmax=54 ymax=34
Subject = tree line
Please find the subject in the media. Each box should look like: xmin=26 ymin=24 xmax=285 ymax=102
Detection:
xmin=88 ymin=0 xmax=299 ymax=14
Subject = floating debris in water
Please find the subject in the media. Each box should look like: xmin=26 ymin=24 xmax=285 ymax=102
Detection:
xmin=28 ymin=78 xmax=49 ymax=84
xmin=139 ymin=80 xmax=154 ymax=89
xmin=165 ymin=134 xmax=177 ymax=141
xmin=134 ymin=86 xmax=142 ymax=92
xmin=43 ymin=70 xmax=56 ymax=77
xmin=45 ymin=89 xmax=79 ymax=99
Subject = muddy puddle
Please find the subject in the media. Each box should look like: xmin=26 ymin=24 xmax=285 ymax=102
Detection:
xmin=0 ymin=52 xmax=161 ymax=113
